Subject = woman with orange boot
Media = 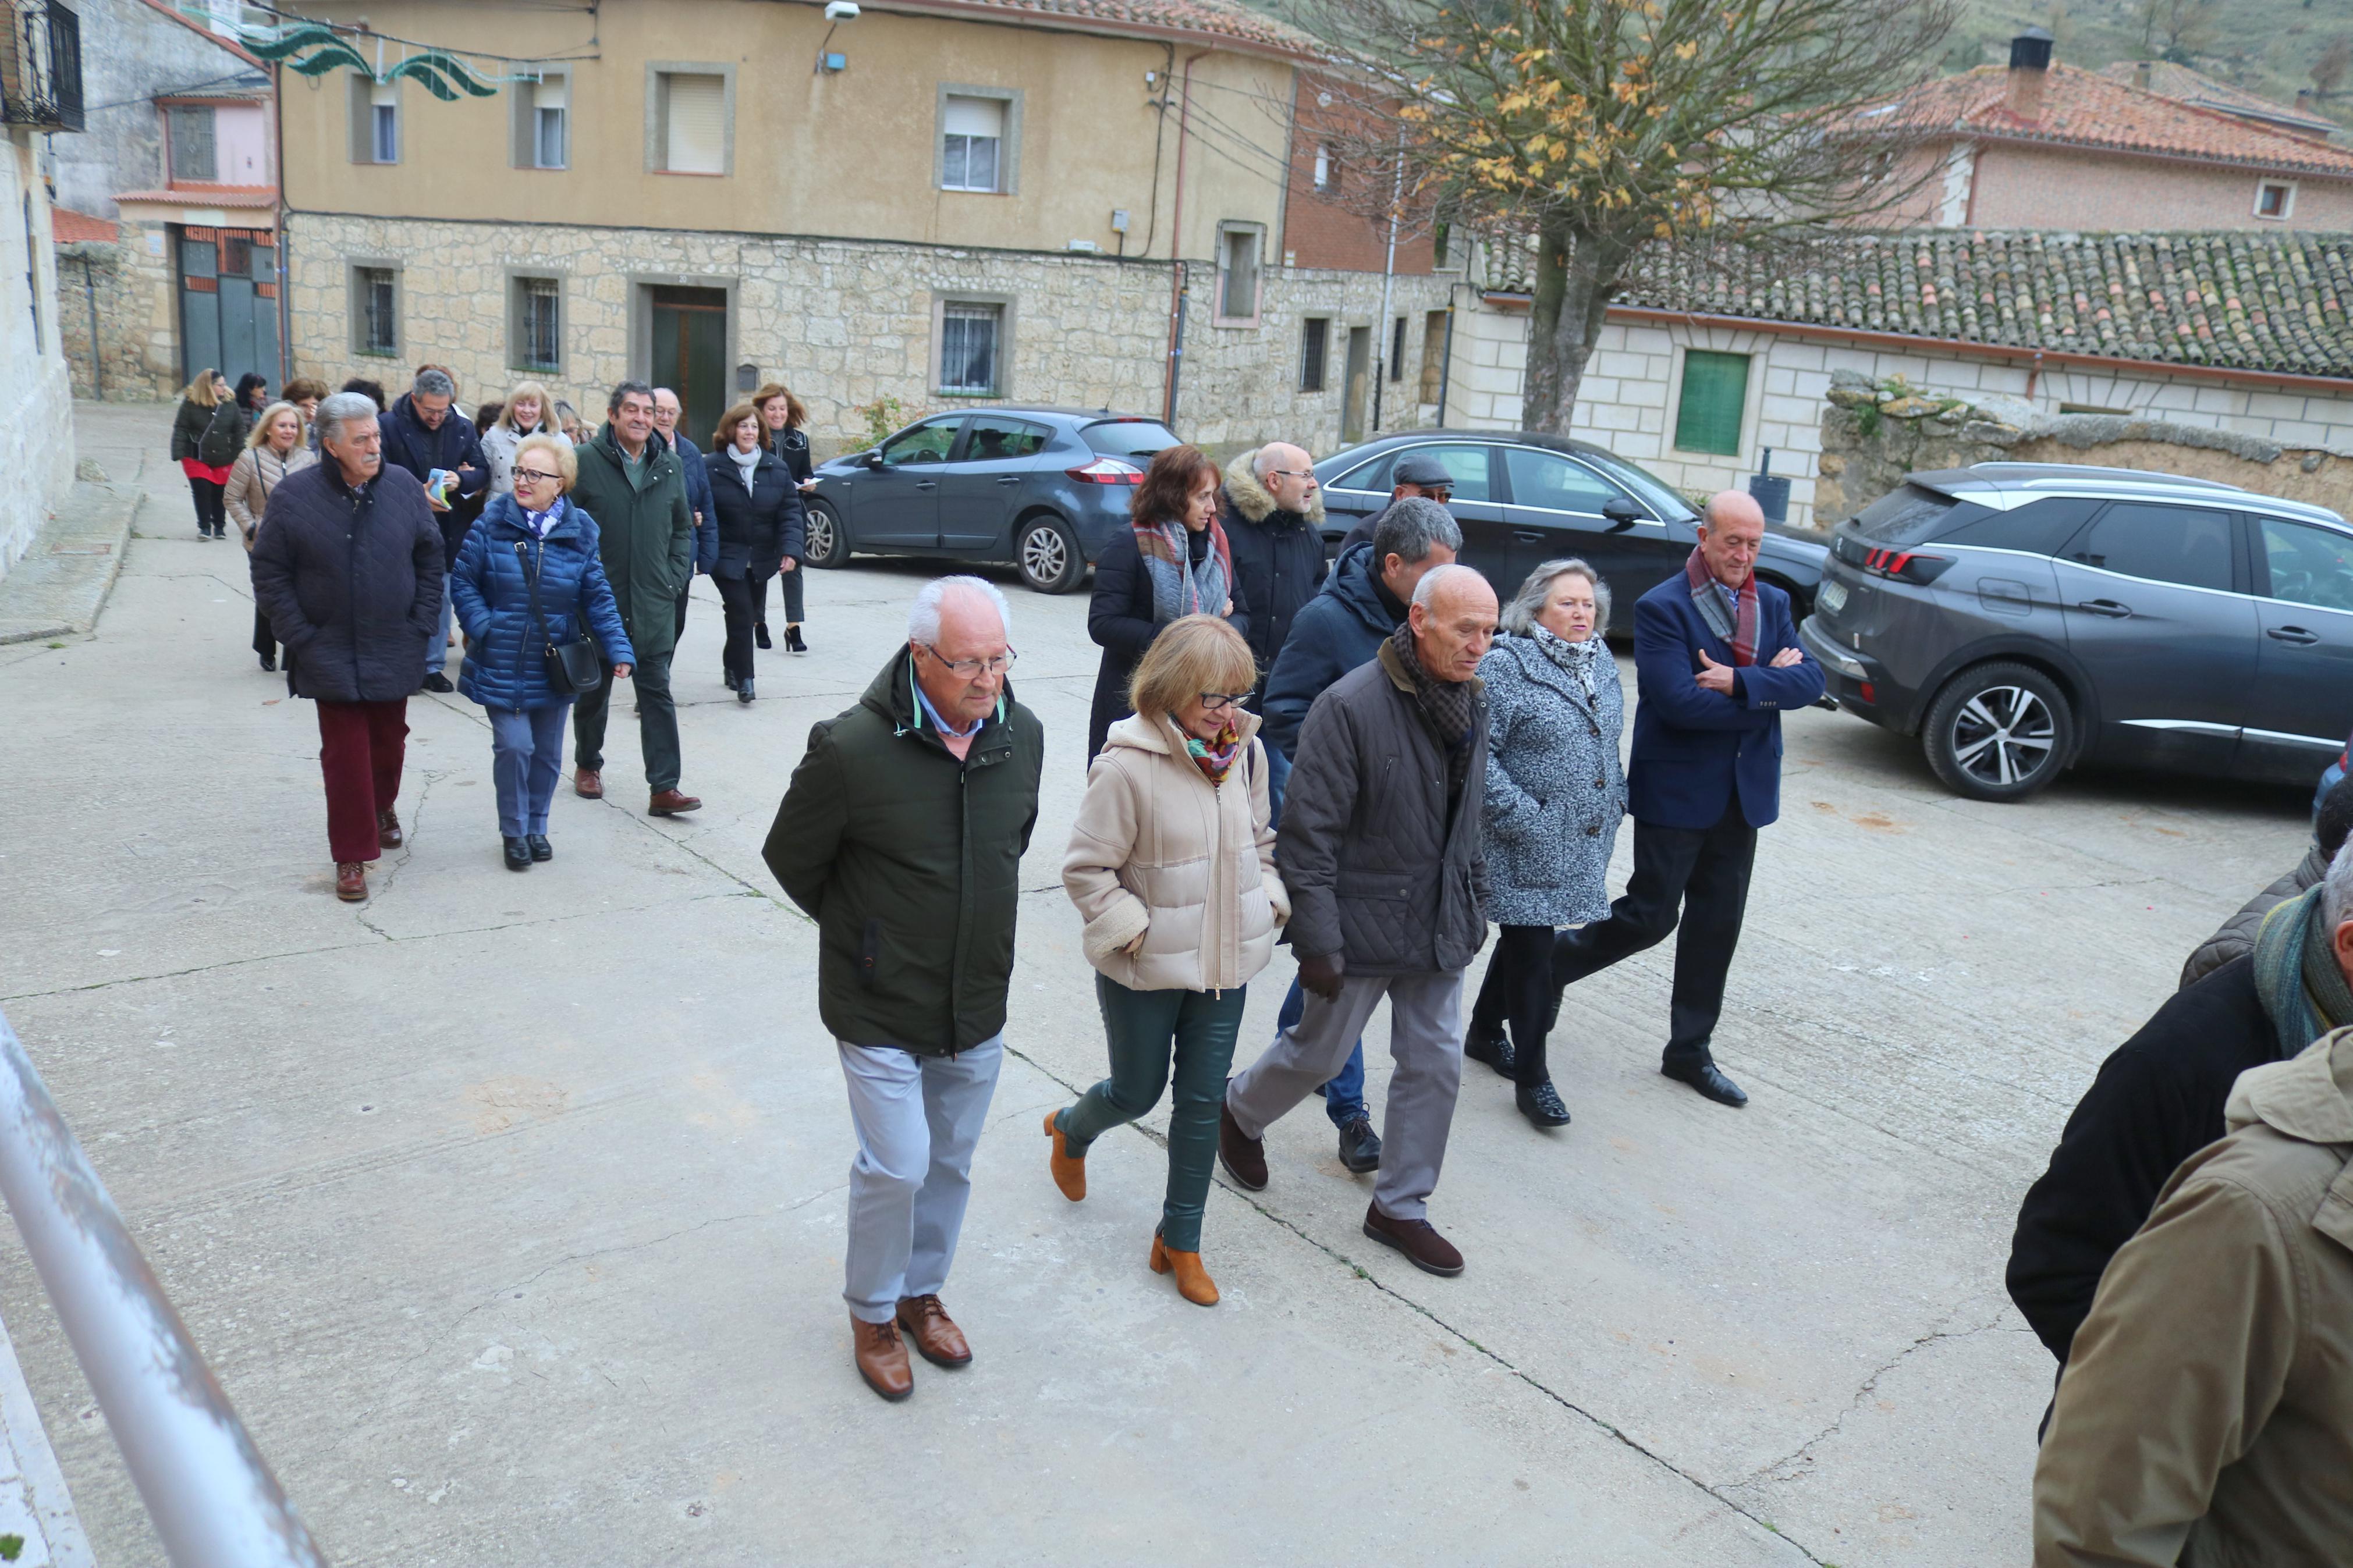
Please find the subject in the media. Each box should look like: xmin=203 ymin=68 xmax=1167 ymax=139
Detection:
xmin=1048 ymin=614 xmax=1287 ymax=1306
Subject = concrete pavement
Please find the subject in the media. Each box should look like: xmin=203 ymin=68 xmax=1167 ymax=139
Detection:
xmin=0 ymin=401 xmax=2313 ymax=1565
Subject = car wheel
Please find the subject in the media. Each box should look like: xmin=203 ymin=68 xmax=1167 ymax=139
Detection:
xmin=1016 ymin=514 xmax=1084 ymax=594
xmin=803 ymin=499 xmax=850 ymax=568
xmin=1921 ymin=661 xmax=2074 ymax=802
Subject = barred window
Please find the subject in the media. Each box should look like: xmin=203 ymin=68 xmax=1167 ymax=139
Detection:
xmin=1300 ymin=318 xmax=1329 ymax=393
xmin=939 ymin=303 xmax=1000 ymax=394
xmin=357 ymin=266 xmax=396 ymax=356
xmin=515 ymin=276 xmax=560 ymax=370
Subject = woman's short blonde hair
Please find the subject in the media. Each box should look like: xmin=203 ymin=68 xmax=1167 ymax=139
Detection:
xmin=246 ymin=400 xmax=304 ymax=450
xmin=501 ymin=380 xmax=555 ymax=433
xmin=1128 ymin=614 xmax=1258 ymax=722
xmin=514 ymin=432 xmax=578 ymax=492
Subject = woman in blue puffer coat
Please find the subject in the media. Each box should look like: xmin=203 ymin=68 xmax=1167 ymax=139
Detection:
xmin=450 ymin=433 xmax=635 ymax=871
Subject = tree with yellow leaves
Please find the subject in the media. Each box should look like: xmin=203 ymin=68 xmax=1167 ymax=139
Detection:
xmin=1308 ymin=0 xmax=1958 ymax=432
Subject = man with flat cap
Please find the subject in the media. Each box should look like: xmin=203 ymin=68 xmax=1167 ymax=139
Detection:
xmin=1339 ymin=451 xmax=1460 ymax=555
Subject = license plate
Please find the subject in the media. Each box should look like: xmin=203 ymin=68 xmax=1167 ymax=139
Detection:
xmin=1816 ymin=579 xmax=1848 ymax=616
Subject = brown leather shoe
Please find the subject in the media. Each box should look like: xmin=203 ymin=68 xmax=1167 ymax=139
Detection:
xmin=1149 ymin=1229 xmax=1219 ymax=1306
xmin=895 ymin=1295 xmax=972 ymax=1368
xmin=1218 ymin=1093 xmax=1267 ymax=1191
xmin=648 ymin=788 xmax=702 ymax=816
xmin=1362 ymin=1202 xmax=1464 ymax=1277
xmin=334 ymin=862 xmax=367 ymax=902
xmin=1044 ymin=1110 xmax=1085 ymax=1201
xmin=376 ymin=808 xmax=403 ymax=849
xmin=851 ymin=1315 xmax=913 ymax=1401
xmin=573 ymin=768 xmax=602 ymax=799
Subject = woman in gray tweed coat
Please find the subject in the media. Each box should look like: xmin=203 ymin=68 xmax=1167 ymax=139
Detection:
xmin=1464 ymin=559 xmax=1626 ymax=1128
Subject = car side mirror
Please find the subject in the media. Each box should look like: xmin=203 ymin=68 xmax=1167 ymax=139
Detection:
xmin=1601 ymin=497 xmax=1642 ymax=532
xmin=861 ymin=450 xmax=886 ymax=471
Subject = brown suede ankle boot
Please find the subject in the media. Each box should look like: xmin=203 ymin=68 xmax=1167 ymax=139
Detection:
xmin=1149 ymin=1229 xmax=1219 ymax=1306
xmin=1044 ymin=1110 xmax=1086 ymax=1201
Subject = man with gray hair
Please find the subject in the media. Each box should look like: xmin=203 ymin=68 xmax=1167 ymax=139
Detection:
xmin=1253 ymin=495 xmax=1462 ymax=1174
xmin=378 ymin=367 xmax=487 ymax=692
xmin=1222 ymin=563 xmax=1497 ymax=1276
xmin=764 ymin=575 xmax=1044 ymax=1401
xmin=2009 ymin=838 xmax=2353 ymax=1373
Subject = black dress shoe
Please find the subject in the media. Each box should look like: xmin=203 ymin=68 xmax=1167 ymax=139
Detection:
xmin=723 ymin=669 xmax=738 ymax=691
xmin=785 ymin=624 xmax=808 ymax=653
xmin=754 ymin=623 xmax=772 ymax=650
xmin=737 ymin=678 xmax=754 ymax=704
xmin=258 ymin=652 xmax=276 ymax=672
xmin=526 ymin=834 xmax=552 ymax=862
xmin=1663 ymin=1061 xmax=1748 ymax=1108
xmin=1335 ymin=1116 xmax=1382 ymax=1174
xmin=502 ymin=837 xmax=532 ymax=871
xmin=1463 ymin=1025 xmax=1516 ymax=1079
xmin=1516 ymin=1079 xmax=1573 ymax=1127
xmin=422 ymin=673 xmax=455 ymax=693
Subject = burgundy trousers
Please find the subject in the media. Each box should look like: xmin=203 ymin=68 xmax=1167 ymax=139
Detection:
xmin=317 ymin=699 xmax=409 ymax=864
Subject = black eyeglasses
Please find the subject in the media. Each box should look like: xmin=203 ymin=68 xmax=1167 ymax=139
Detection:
xmin=514 ymin=467 xmax=561 ymax=484
xmin=1200 ymin=691 xmax=1253 ymax=712
xmin=922 ymin=644 xmax=1017 ymax=678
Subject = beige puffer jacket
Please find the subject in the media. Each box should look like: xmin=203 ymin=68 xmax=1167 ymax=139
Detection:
xmin=1063 ymin=709 xmax=1289 ymax=993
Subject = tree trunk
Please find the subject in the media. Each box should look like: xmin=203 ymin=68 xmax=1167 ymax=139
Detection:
xmin=1521 ymin=223 xmax=1623 ymax=435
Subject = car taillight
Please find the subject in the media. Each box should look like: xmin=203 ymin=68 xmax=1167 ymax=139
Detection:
xmin=1859 ymin=547 xmax=1953 ymax=586
xmin=1067 ymin=457 xmax=1144 ymax=485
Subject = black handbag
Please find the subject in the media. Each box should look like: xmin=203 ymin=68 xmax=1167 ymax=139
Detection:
xmin=516 ymin=538 xmax=604 ymax=695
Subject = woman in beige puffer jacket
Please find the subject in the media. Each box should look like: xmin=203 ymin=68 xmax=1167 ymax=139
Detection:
xmin=1048 ymin=615 xmax=1288 ymax=1307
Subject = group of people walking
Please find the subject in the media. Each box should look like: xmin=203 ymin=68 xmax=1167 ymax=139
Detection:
xmin=766 ymin=423 xmax=1823 ymax=1400
xmin=213 ymin=368 xmax=824 ymax=895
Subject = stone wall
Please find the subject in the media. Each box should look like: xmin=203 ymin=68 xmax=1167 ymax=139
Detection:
xmin=1815 ymin=371 xmax=2353 ymax=521
xmin=285 ymin=212 xmax=1450 ymax=462
xmin=54 ymin=221 xmax=182 ymax=401
xmin=0 ymin=133 xmax=77 ymax=583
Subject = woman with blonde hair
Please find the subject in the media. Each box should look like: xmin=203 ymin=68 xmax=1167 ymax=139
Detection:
xmin=171 ymin=368 xmax=231 ymax=539
xmin=1049 ymin=613 xmax=1287 ymax=1307
xmin=750 ymin=381 xmax=814 ymax=651
xmin=449 ymin=432 xmax=634 ymax=870
xmin=480 ymin=379 xmax=569 ymax=497
xmin=224 ymin=400 xmax=318 ymax=671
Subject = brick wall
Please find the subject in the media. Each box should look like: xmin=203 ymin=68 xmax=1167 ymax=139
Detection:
xmin=1279 ymin=76 xmax=1438 ymax=276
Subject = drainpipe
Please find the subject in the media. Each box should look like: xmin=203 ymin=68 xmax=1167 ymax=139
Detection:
xmin=1162 ymin=48 xmax=1209 ymax=428
xmin=1434 ymin=296 xmax=1456 ymax=425
xmin=81 ymin=256 xmax=103 ymax=398
xmin=1371 ymin=133 xmax=1401 ymax=432
xmin=272 ymin=59 xmax=290 ymax=387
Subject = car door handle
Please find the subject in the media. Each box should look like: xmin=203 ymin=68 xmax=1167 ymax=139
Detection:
xmin=1512 ymin=530 xmax=1546 ymax=544
xmin=914 ymin=480 xmax=938 ymax=491
xmin=996 ymin=476 xmax=1023 ymax=485
xmin=2269 ymin=625 xmax=2322 ymax=645
xmin=2076 ymin=599 xmax=2132 ymax=618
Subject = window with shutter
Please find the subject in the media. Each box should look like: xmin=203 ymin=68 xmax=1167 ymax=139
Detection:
xmin=369 ymin=81 xmax=400 ymax=164
xmin=941 ymin=95 xmax=1005 ymax=192
xmin=1218 ymin=226 xmax=1261 ymax=322
xmin=1673 ymin=350 xmax=1749 ymax=456
xmin=660 ymin=73 xmax=726 ymax=175
xmin=166 ymin=106 xmax=215 ymax=183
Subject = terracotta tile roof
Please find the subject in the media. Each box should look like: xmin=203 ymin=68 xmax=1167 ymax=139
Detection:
xmin=1882 ymin=63 xmax=2353 ymax=179
xmin=49 ymin=208 xmax=119 ymax=244
xmin=113 ymin=184 xmax=279 ymax=208
xmin=1594 ymin=229 xmax=2353 ymax=380
xmin=878 ymin=0 xmax=1319 ymax=55
xmin=2095 ymin=61 xmax=2340 ymax=141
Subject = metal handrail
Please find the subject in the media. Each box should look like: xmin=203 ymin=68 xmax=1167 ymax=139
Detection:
xmin=0 ymin=1009 xmax=325 ymax=1567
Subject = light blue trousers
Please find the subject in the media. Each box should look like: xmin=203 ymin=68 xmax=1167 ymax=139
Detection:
xmin=837 ymin=1034 xmax=1004 ymax=1324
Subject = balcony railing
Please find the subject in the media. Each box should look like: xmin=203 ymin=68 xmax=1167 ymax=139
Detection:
xmin=5 ymin=1 xmax=84 ymax=133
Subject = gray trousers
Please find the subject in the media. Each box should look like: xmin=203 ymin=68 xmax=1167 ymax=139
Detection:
xmin=1226 ymin=970 xmax=1465 ymax=1222
xmin=836 ymin=1034 xmax=1003 ymax=1324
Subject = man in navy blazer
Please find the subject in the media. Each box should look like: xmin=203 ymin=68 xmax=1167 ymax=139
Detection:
xmin=1549 ymin=490 xmax=1824 ymax=1107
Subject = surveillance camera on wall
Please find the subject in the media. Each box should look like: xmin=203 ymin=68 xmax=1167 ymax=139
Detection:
xmin=824 ymin=2 xmax=860 ymax=19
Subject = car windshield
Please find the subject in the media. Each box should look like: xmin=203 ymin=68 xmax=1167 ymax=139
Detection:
xmin=1083 ymin=419 xmax=1179 ymax=458
xmin=1575 ymin=448 xmax=1696 ymax=522
xmin=1848 ymin=483 xmax=1976 ymax=544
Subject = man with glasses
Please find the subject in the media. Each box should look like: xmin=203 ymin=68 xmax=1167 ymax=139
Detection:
xmin=1220 ymin=443 xmax=1329 ymax=717
xmin=1338 ymin=451 xmax=1458 ymax=556
xmin=764 ymin=575 xmax=1044 ymax=1402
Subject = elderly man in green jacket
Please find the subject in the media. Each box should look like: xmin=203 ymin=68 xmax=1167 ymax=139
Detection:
xmin=764 ymin=575 xmax=1044 ymax=1403
xmin=570 ymin=380 xmax=701 ymax=816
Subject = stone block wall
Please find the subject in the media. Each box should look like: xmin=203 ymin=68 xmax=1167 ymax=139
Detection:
xmin=1 ymin=133 xmax=76 ymax=585
xmin=54 ymin=223 xmax=182 ymax=401
xmin=285 ymin=212 xmax=1449 ymax=463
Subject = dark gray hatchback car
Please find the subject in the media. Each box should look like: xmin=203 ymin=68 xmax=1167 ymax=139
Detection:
xmin=803 ymin=407 xmax=1178 ymax=593
xmin=1802 ymin=463 xmax=2353 ymax=800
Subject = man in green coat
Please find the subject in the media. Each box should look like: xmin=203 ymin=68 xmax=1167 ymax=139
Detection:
xmin=569 ymin=381 xmax=701 ymax=816
xmin=764 ymin=576 xmax=1044 ymax=1402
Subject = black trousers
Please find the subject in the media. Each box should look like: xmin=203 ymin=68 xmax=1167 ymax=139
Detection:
xmin=757 ymin=560 xmax=805 ymax=625
xmin=188 ymin=475 xmax=226 ymax=536
xmin=715 ymin=569 xmax=775 ymax=683
xmin=252 ymin=605 xmax=278 ymax=663
xmin=675 ymin=576 xmax=693 ymax=643
xmin=1470 ymin=923 xmax=1557 ymax=1087
xmin=1550 ymin=803 xmax=1758 ymax=1071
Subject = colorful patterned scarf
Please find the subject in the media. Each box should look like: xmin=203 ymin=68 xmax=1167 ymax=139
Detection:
xmin=1684 ymin=546 xmax=1757 ymax=666
xmin=1183 ymin=721 xmax=1243 ymax=785
xmin=1134 ymin=518 xmax=1233 ymax=627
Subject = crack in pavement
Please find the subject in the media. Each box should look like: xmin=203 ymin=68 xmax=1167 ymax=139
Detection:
xmin=1736 ymin=1310 xmax=2015 ymax=1488
xmin=989 ymin=1037 xmax=1823 ymax=1565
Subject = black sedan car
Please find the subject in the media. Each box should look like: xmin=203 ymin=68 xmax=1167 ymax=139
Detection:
xmin=803 ymin=406 xmax=1179 ymax=593
xmin=1314 ymin=431 xmax=1828 ymax=616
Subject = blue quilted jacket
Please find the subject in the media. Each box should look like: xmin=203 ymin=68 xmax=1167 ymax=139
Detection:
xmin=450 ymin=495 xmax=636 ymax=711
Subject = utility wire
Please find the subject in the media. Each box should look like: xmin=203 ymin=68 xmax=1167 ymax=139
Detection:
xmin=79 ymin=71 xmax=267 ymax=114
xmin=246 ymin=0 xmax=599 ymax=63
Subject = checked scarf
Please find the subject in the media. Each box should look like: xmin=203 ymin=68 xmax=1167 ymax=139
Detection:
xmin=1388 ymin=620 xmax=1479 ymax=805
xmin=1685 ymin=546 xmax=1758 ymax=666
xmin=2253 ymin=886 xmax=2353 ymax=1058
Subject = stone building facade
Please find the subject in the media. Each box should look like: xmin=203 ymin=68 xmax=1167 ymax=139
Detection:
xmin=1 ymin=130 xmax=76 ymax=584
xmin=283 ymin=212 xmax=1452 ymax=461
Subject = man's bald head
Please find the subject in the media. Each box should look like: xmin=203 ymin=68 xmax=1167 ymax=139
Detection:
xmin=1697 ymin=490 xmax=1766 ymax=589
xmin=1410 ymin=563 xmax=1498 ymax=683
xmin=1253 ymin=442 xmax=1318 ymax=514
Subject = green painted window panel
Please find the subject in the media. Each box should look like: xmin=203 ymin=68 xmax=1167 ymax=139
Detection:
xmin=1674 ymin=350 xmax=1749 ymax=456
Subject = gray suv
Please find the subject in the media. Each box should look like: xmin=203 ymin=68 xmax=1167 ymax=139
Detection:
xmin=1802 ymin=463 xmax=2353 ymax=801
